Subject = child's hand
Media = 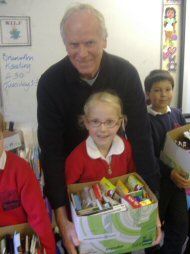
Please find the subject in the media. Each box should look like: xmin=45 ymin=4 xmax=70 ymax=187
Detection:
xmin=170 ymin=169 xmax=190 ymax=189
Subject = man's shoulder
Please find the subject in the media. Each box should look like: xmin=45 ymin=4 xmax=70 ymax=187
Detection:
xmin=104 ymin=51 xmax=134 ymax=69
xmin=41 ymin=56 xmax=69 ymax=78
xmin=38 ymin=56 xmax=76 ymax=91
xmin=102 ymin=52 xmax=139 ymax=80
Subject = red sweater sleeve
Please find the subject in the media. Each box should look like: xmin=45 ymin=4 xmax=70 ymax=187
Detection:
xmin=18 ymin=160 xmax=56 ymax=254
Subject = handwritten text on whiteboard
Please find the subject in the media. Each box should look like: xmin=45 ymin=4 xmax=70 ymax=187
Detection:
xmin=1 ymin=52 xmax=39 ymax=122
xmin=2 ymin=53 xmax=38 ymax=91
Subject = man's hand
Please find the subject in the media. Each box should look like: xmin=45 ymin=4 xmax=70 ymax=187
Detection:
xmin=170 ymin=169 xmax=190 ymax=189
xmin=55 ymin=206 xmax=80 ymax=254
xmin=153 ymin=214 xmax=162 ymax=245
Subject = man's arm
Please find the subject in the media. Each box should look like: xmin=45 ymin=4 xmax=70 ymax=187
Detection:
xmin=55 ymin=207 xmax=80 ymax=254
xmin=37 ymin=72 xmax=67 ymax=208
xmin=122 ymin=66 xmax=160 ymax=194
xmin=37 ymin=73 xmax=80 ymax=253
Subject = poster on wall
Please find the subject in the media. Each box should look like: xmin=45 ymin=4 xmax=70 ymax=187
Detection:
xmin=162 ymin=0 xmax=181 ymax=73
xmin=0 ymin=16 xmax=31 ymax=46
xmin=161 ymin=0 xmax=183 ymax=107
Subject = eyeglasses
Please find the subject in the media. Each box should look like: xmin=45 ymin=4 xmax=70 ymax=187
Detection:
xmin=87 ymin=118 xmax=121 ymax=128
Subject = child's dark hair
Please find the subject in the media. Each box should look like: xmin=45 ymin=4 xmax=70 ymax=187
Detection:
xmin=144 ymin=69 xmax=174 ymax=93
xmin=0 ymin=112 xmax=5 ymax=132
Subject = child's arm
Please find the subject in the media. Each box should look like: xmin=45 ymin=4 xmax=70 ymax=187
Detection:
xmin=170 ymin=169 xmax=190 ymax=189
xmin=19 ymin=161 xmax=56 ymax=254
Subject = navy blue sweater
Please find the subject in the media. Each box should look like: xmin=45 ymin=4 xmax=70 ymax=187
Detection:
xmin=148 ymin=107 xmax=186 ymax=178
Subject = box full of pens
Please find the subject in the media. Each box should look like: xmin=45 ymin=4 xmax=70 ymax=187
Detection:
xmin=68 ymin=173 xmax=158 ymax=254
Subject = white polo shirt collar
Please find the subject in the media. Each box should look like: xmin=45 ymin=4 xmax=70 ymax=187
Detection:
xmin=86 ymin=135 xmax=124 ymax=163
xmin=147 ymin=105 xmax=171 ymax=116
xmin=0 ymin=151 xmax=7 ymax=170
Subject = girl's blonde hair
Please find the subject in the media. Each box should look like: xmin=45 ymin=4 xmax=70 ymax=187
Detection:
xmin=0 ymin=112 xmax=5 ymax=132
xmin=80 ymin=91 xmax=127 ymax=129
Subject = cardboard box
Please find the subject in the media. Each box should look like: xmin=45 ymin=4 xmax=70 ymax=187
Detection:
xmin=160 ymin=124 xmax=190 ymax=177
xmin=68 ymin=173 xmax=158 ymax=254
xmin=0 ymin=223 xmax=33 ymax=237
xmin=0 ymin=223 xmax=42 ymax=253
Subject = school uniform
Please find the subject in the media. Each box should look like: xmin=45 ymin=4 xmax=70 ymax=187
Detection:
xmin=147 ymin=105 xmax=188 ymax=254
xmin=0 ymin=151 xmax=56 ymax=254
xmin=66 ymin=135 xmax=136 ymax=184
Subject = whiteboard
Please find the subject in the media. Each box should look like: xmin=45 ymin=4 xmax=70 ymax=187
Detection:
xmin=0 ymin=0 xmax=162 ymax=124
xmin=1 ymin=52 xmax=38 ymax=122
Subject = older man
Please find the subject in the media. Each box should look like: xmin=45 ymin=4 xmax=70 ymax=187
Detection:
xmin=37 ymin=3 xmax=160 ymax=254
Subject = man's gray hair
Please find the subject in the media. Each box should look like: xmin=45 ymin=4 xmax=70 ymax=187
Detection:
xmin=60 ymin=3 xmax=108 ymax=44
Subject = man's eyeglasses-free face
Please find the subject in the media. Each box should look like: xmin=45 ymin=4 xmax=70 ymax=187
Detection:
xmin=87 ymin=118 xmax=121 ymax=128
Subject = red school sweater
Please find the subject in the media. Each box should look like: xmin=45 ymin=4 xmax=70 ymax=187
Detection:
xmin=66 ymin=137 xmax=136 ymax=184
xmin=0 ymin=151 xmax=56 ymax=254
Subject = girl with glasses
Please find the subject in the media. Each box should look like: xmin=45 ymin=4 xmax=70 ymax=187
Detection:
xmin=65 ymin=91 xmax=162 ymax=251
xmin=66 ymin=91 xmax=136 ymax=184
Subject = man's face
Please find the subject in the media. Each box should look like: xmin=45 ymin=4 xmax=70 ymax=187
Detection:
xmin=64 ymin=10 xmax=107 ymax=79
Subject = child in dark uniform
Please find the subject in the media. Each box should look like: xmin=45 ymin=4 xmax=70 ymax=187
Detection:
xmin=144 ymin=70 xmax=190 ymax=254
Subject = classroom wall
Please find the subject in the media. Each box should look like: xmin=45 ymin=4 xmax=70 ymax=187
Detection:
xmin=0 ymin=0 xmax=162 ymax=146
